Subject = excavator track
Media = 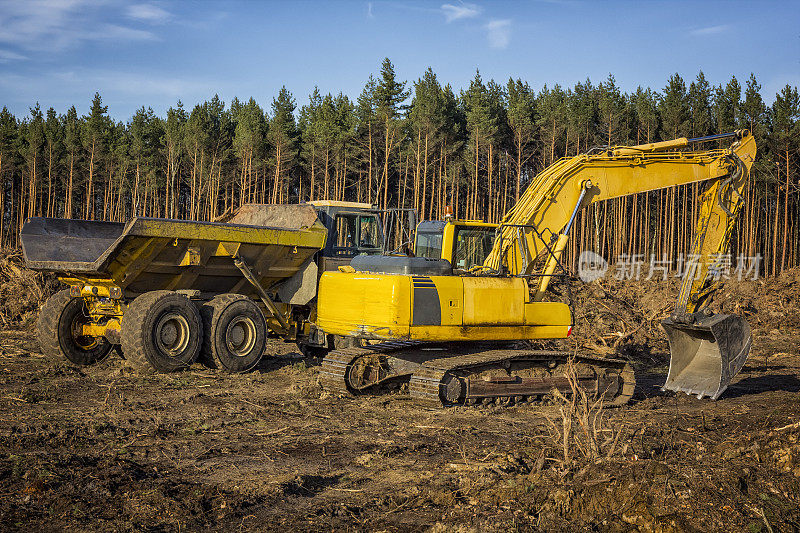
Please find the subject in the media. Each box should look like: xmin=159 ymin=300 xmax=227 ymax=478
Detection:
xmin=409 ymin=349 xmax=635 ymax=407
xmin=319 ymin=342 xmax=635 ymax=408
xmin=318 ymin=341 xmax=418 ymax=395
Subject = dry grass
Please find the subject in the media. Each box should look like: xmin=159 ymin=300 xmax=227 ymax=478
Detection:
xmin=545 ymin=358 xmax=626 ymax=467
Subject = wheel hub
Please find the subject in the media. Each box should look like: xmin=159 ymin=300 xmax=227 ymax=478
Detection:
xmin=155 ymin=313 xmax=190 ymax=356
xmin=70 ymin=314 xmax=98 ymax=351
xmin=225 ymin=317 xmax=257 ymax=357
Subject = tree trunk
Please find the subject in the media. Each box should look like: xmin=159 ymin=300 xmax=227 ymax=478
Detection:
xmin=324 ymin=147 xmax=330 ymax=199
xmin=421 ymin=132 xmax=428 ymax=220
xmin=133 ymin=159 xmax=140 ymax=216
xmin=65 ymin=151 xmax=74 ymax=218
xmin=414 ymin=129 xmax=421 ymax=213
xmin=310 ymin=144 xmax=316 ymax=201
xmin=473 ymin=131 xmax=479 ymax=220
xmin=487 ymin=143 xmax=493 ymax=222
xmin=781 ymin=150 xmax=790 ymax=273
xmin=382 ymin=116 xmax=391 ymax=211
xmin=86 ymin=142 xmax=95 ymax=220
xmin=367 ymin=122 xmax=373 ymax=204
xmin=273 ymin=144 xmax=282 ymax=204
xmin=516 ymin=135 xmax=522 ymax=202
xmin=772 ymin=174 xmax=780 ymax=276
xmin=46 ymin=144 xmax=53 ymax=217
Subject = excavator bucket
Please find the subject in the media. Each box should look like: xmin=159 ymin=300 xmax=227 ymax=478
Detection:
xmin=661 ymin=314 xmax=751 ymax=399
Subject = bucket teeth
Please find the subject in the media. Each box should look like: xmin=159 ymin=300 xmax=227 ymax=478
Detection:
xmin=661 ymin=313 xmax=752 ymax=400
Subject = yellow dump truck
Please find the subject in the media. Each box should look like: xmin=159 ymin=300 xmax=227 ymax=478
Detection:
xmin=22 ymin=202 xmax=407 ymax=373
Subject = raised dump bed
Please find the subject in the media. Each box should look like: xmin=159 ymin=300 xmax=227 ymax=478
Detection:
xmin=22 ymin=204 xmax=325 ymax=297
xmin=22 ymin=204 xmax=327 ymax=374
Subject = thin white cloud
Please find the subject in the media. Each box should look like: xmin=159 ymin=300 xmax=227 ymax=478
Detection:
xmin=0 ymin=0 xmax=160 ymax=52
xmin=486 ymin=19 xmax=511 ymax=49
xmin=441 ymin=2 xmax=481 ymax=23
xmin=0 ymin=68 xmax=213 ymax=100
xmin=689 ymin=24 xmax=731 ymax=36
xmin=367 ymin=1 xmax=374 ymax=19
xmin=126 ymin=3 xmax=171 ymax=25
xmin=0 ymin=49 xmax=28 ymax=63
xmin=96 ymin=24 xmax=157 ymax=41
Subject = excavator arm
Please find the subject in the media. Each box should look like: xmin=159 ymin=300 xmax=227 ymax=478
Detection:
xmin=484 ymin=130 xmax=756 ymax=399
xmin=486 ymin=131 xmax=755 ymax=278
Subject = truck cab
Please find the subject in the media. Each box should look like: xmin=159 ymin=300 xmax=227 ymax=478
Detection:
xmin=307 ymin=201 xmax=385 ymax=271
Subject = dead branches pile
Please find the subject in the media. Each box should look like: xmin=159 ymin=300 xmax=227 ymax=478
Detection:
xmin=0 ymin=250 xmax=57 ymax=329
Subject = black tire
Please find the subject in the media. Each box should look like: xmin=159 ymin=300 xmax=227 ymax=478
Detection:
xmin=200 ymin=294 xmax=267 ymax=373
xmin=37 ymin=289 xmax=113 ymax=365
xmin=121 ymin=291 xmax=202 ymax=372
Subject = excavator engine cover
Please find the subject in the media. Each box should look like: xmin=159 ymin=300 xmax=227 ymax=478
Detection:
xmin=661 ymin=313 xmax=751 ymax=399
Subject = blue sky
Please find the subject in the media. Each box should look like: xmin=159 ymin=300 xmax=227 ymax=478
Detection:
xmin=0 ymin=0 xmax=798 ymax=120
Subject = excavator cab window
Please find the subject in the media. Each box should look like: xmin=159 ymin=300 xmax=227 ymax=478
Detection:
xmin=414 ymin=221 xmax=446 ymax=259
xmin=416 ymin=231 xmax=443 ymax=259
xmin=359 ymin=216 xmax=379 ymax=248
xmin=453 ymin=226 xmax=495 ymax=271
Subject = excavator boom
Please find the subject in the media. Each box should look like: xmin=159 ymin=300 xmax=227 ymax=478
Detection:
xmin=485 ymin=130 xmax=756 ymax=399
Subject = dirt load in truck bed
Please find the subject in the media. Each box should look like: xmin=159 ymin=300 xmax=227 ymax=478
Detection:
xmin=0 ymin=255 xmax=798 ymax=531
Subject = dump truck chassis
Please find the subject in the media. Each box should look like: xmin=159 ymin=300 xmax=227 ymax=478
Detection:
xmin=38 ymin=286 xmax=283 ymax=373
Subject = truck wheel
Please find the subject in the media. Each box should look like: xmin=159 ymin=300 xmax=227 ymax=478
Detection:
xmin=200 ymin=294 xmax=266 ymax=373
xmin=121 ymin=291 xmax=202 ymax=372
xmin=37 ymin=289 xmax=113 ymax=365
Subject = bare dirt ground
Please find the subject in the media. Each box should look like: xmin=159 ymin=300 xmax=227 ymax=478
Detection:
xmin=0 ymin=253 xmax=798 ymax=532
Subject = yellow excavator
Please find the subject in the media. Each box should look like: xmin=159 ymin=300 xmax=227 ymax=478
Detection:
xmin=315 ymin=130 xmax=756 ymax=406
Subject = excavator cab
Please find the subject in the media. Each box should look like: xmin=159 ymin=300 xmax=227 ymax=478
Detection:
xmin=414 ymin=219 xmax=498 ymax=273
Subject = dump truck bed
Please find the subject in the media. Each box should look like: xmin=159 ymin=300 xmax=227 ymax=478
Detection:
xmin=21 ymin=205 xmax=327 ymax=298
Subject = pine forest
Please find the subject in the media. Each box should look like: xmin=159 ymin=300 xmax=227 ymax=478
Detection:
xmin=1 ymin=58 xmax=798 ymax=276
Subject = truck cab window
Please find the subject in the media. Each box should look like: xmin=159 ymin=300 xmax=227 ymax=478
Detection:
xmin=334 ymin=214 xmax=381 ymax=256
xmin=335 ymin=215 xmax=357 ymax=250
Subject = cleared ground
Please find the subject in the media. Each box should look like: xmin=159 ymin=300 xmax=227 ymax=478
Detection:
xmin=0 ymin=267 xmax=798 ymax=531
